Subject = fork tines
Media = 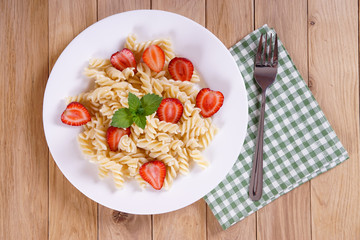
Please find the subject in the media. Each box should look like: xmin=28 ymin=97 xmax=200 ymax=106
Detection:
xmin=255 ymin=33 xmax=278 ymax=67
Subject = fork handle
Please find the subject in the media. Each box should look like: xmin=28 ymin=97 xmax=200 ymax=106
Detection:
xmin=249 ymin=90 xmax=267 ymax=201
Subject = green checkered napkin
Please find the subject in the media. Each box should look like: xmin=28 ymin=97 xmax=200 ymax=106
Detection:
xmin=204 ymin=24 xmax=349 ymax=230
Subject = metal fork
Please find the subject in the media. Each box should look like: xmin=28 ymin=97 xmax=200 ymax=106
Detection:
xmin=249 ymin=33 xmax=278 ymax=201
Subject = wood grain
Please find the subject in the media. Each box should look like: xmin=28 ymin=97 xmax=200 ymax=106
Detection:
xmin=206 ymin=0 xmax=256 ymax=238
xmin=151 ymin=1 xmax=206 ymax=239
xmin=99 ymin=207 xmax=151 ymax=240
xmin=257 ymin=187 xmax=311 ymax=240
xmin=254 ymin=0 xmax=312 ymax=239
xmin=0 ymin=0 xmax=49 ymax=239
xmin=308 ymin=0 xmax=360 ymax=239
xmin=98 ymin=0 xmax=150 ymax=20
xmin=153 ymin=200 xmax=206 ymax=240
xmin=152 ymin=0 xmax=205 ymax=24
xmin=48 ymin=0 xmax=98 ymax=239
xmin=97 ymin=1 xmax=152 ymax=239
xmin=207 ymin=0 xmax=254 ymax=48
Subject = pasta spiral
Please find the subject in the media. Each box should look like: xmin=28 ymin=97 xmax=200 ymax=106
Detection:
xmin=118 ymin=135 xmax=137 ymax=153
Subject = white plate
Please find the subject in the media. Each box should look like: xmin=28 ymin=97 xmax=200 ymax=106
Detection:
xmin=43 ymin=10 xmax=248 ymax=214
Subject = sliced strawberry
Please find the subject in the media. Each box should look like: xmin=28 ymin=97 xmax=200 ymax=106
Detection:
xmin=139 ymin=161 xmax=166 ymax=190
xmin=157 ymin=98 xmax=183 ymax=123
xmin=106 ymin=126 xmax=131 ymax=151
xmin=168 ymin=57 xmax=194 ymax=81
xmin=110 ymin=48 xmax=137 ymax=71
xmin=196 ymin=88 xmax=224 ymax=118
xmin=61 ymin=102 xmax=91 ymax=126
xmin=142 ymin=45 xmax=165 ymax=72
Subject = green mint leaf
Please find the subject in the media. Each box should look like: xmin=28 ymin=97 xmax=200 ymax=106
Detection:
xmin=128 ymin=92 xmax=141 ymax=113
xmin=111 ymin=108 xmax=133 ymax=128
xmin=140 ymin=93 xmax=163 ymax=116
xmin=136 ymin=107 xmax=145 ymax=116
xmin=133 ymin=114 xmax=147 ymax=129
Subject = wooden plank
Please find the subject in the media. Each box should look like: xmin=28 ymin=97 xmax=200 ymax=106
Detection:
xmin=153 ymin=200 xmax=206 ymax=240
xmin=256 ymin=187 xmax=310 ymax=240
xmin=99 ymin=207 xmax=151 ymax=240
xmin=0 ymin=0 xmax=48 ymax=239
xmin=308 ymin=0 xmax=360 ymax=239
xmin=98 ymin=0 xmax=150 ymax=20
xmin=48 ymin=0 xmax=98 ymax=239
xmin=97 ymin=1 xmax=152 ymax=239
xmin=206 ymin=0 xmax=256 ymax=239
xmin=254 ymin=0 xmax=311 ymax=239
xmin=151 ymin=1 xmax=206 ymax=239
xmin=207 ymin=0 xmax=254 ymax=47
xmin=152 ymin=0 xmax=205 ymax=25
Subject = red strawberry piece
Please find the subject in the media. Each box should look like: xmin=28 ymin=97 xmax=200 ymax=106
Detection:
xmin=168 ymin=57 xmax=194 ymax=81
xmin=196 ymin=88 xmax=224 ymax=118
xmin=61 ymin=102 xmax=91 ymax=126
xmin=106 ymin=126 xmax=131 ymax=151
xmin=157 ymin=98 xmax=183 ymax=124
xmin=110 ymin=48 xmax=137 ymax=71
xmin=139 ymin=161 xmax=166 ymax=190
xmin=142 ymin=45 xmax=165 ymax=72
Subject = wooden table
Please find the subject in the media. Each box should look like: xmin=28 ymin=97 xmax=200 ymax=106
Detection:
xmin=1 ymin=0 xmax=359 ymax=239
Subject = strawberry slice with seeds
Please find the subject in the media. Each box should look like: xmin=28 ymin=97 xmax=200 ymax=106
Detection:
xmin=106 ymin=126 xmax=131 ymax=151
xmin=139 ymin=161 xmax=166 ymax=190
xmin=110 ymin=48 xmax=137 ymax=71
xmin=196 ymin=88 xmax=224 ymax=118
xmin=61 ymin=102 xmax=91 ymax=126
xmin=168 ymin=57 xmax=194 ymax=81
xmin=142 ymin=45 xmax=165 ymax=72
xmin=157 ymin=98 xmax=183 ymax=123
